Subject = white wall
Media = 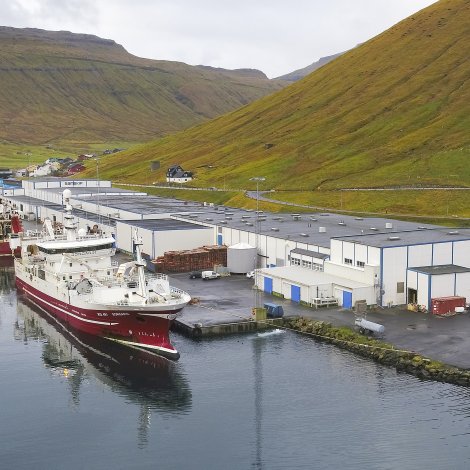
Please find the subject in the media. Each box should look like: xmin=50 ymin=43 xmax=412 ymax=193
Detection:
xmin=454 ymin=241 xmax=470 ymax=267
xmin=155 ymin=228 xmax=214 ymax=258
xmin=433 ymin=242 xmax=453 ymax=265
xmin=382 ymin=247 xmax=407 ymax=306
xmin=408 ymin=244 xmax=433 ymax=267
xmin=431 ymin=274 xmax=455 ymax=299
xmin=456 ymin=272 xmax=470 ymax=302
xmin=324 ymin=261 xmax=378 ymax=285
xmin=417 ymin=273 xmax=429 ymax=308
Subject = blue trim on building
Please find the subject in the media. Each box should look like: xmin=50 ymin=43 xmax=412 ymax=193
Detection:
xmin=428 ymin=275 xmax=432 ymax=311
xmin=405 ymin=246 xmax=409 ymax=302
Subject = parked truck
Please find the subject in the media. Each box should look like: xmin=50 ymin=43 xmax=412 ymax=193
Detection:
xmin=201 ymin=270 xmax=221 ymax=280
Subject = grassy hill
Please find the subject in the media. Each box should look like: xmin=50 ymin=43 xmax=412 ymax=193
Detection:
xmin=0 ymin=27 xmax=284 ymax=150
xmin=86 ymin=0 xmax=470 ymax=190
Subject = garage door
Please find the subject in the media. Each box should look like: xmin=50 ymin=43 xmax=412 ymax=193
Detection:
xmin=264 ymin=277 xmax=273 ymax=294
xmin=291 ymin=285 xmax=301 ymax=303
xmin=342 ymin=290 xmax=353 ymax=309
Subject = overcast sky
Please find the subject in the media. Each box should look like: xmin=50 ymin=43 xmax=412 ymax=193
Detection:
xmin=1 ymin=0 xmax=437 ymax=78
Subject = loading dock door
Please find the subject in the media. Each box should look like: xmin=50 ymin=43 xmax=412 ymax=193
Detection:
xmin=291 ymin=285 xmax=301 ymax=303
xmin=342 ymin=291 xmax=353 ymax=309
xmin=217 ymin=234 xmax=223 ymax=245
xmin=264 ymin=277 xmax=273 ymax=294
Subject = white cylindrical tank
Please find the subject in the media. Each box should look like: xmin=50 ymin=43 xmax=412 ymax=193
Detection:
xmin=227 ymin=242 xmax=257 ymax=273
xmin=355 ymin=318 xmax=385 ymax=334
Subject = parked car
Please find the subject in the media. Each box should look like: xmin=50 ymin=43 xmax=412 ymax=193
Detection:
xmin=189 ymin=271 xmax=202 ymax=279
xmin=246 ymin=271 xmax=255 ymax=278
xmin=201 ymin=270 xmax=221 ymax=280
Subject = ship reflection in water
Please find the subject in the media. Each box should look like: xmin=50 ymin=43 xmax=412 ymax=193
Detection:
xmin=0 ymin=256 xmax=15 ymax=298
xmin=14 ymin=296 xmax=192 ymax=447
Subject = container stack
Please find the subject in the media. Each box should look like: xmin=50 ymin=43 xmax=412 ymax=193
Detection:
xmin=147 ymin=245 xmax=227 ymax=273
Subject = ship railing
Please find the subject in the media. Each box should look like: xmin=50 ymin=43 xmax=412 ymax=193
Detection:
xmin=170 ymin=286 xmax=189 ymax=298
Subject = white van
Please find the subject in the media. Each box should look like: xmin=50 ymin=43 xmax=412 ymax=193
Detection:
xmin=201 ymin=270 xmax=221 ymax=280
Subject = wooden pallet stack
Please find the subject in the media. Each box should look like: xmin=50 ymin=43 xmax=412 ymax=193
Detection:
xmin=147 ymin=245 xmax=227 ymax=273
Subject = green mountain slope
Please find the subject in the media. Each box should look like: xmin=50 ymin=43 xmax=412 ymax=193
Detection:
xmin=0 ymin=27 xmax=284 ymax=146
xmin=88 ymin=0 xmax=470 ymax=190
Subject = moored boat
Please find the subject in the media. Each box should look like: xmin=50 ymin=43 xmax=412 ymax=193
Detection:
xmin=13 ymin=189 xmax=190 ymax=359
xmin=0 ymin=213 xmax=23 ymax=256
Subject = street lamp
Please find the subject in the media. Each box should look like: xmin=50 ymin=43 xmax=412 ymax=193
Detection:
xmin=249 ymin=177 xmax=266 ymax=314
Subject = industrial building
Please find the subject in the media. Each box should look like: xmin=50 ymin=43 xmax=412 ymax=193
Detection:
xmin=3 ymin=177 xmax=469 ymax=312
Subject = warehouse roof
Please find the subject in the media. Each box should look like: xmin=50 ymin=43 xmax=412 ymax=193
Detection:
xmin=290 ymin=248 xmax=329 ymax=259
xmin=117 ymin=218 xmax=209 ymax=231
xmin=41 ymin=186 xmax=143 ymax=197
xmin=408 ymin=264 xmax=470 ymax=275
xmin=175 ymin=208 xmax=439 ymax=248
xmin=76 ymin=194 xmax=205 ymax=216
xmin=334 ymin=228 xmax=470 ymax=248
xmin=258 ymin=265 xmax=372 ymax=288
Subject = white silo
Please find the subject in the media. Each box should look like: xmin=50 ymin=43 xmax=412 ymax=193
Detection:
xmin=227 ymin=242 xmax=257 ymax=273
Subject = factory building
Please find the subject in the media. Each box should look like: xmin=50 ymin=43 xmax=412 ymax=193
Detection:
xmin=115 ymin=219 xmax=214 ymax=259
xmin=3 ymin=177 xmax=469 ymax=311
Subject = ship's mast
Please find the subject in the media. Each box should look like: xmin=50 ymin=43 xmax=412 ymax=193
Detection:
xmin=133 ymin=229 xmax=147 ymax=299
xmin=63 ymin=189 xmax=77 ymax=241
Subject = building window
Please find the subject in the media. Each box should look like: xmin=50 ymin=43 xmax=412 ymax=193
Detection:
xmin=356 ymin=261 xmax=365 ymax=268
xmin=397 ymin=282 xmax=405 ymax=294
xmin=291 ymin=258 xmax=301 ymax=266
xmin=344 ymin=258 xmax=353 ymax=265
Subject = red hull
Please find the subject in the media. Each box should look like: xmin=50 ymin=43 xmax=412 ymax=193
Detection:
xmin=0 ymin=241 xmax=20 ymax=256
xmin=16 ymin=277 xmax=181 ymax=359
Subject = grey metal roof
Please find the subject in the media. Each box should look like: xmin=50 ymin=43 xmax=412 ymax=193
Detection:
xmin=290 ymin=248 xmax=329 ymax=259
xmin=43 ymin=186 xmax=142 ymax=197
xmin=76 ymin=194 xmax=204 ymax=216
xmin=334 ymin=228 xmax=470 ymax=248
xmin=117 ymin=218 xmax=209 ymax=231
xmin=408 ymin=264 xmax=470 ymax=275
xmin=175 ymin=208 xmax=440 ymax=248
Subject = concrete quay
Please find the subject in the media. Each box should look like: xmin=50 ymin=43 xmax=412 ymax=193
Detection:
xmin=169 ymin=272 xmax=470 ymax=369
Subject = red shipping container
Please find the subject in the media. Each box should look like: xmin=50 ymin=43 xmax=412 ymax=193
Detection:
xmin=431 ymin=296 xmax=466 ymax=315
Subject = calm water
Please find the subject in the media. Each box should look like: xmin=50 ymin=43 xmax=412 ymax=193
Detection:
xmin=1 ymin=261 xmax=470 ymax=470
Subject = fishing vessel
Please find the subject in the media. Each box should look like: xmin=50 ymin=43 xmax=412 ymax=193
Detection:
xmin=0 ymin=204 xmax=23 ymax=256
xmin=12 ymin=189 xmax=190 ymax=359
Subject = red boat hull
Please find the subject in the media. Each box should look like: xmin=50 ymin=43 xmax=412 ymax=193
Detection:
xmin=0 ymin=241 xmax=20 ymax=256
xmin=16 ymin=277 xmax=181 ymax=359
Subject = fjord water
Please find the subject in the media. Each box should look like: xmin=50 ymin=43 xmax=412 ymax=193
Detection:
xmin=1 ymin=262 xmax=470 ymax=470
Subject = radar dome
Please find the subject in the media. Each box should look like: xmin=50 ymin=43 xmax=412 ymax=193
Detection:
xmin=63 ymin=189 xmax=72 ymax=200
xmin=78 ymin=228 xmax=86 ymax=237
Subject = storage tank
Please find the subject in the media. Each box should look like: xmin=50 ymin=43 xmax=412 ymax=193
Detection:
xmin=227 ymin=243 xmax=257 ymax=273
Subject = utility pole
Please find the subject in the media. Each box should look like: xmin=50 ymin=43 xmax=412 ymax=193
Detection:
xmin=249 ymin=177 xmax=266 ymax=317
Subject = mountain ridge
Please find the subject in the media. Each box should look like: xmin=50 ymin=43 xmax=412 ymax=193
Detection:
xmin=83 ymin=0 xmax=470 ymax=190
xmin=0 ymin=26 xmax=285 ymax=146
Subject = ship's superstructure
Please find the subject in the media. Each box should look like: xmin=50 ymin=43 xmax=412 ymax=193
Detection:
xmin=13 ymin=189 xmax=190 ymax=359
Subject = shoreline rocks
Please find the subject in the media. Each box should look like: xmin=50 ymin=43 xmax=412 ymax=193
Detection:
xmin=285 ymin=317 xmax=470 ymax=387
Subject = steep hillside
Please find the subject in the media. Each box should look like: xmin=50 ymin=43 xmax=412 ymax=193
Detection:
xmin=276 ymin=51 xmax=346 ymax=82
xmin=87 ymin=0 xmax=470 ymax=190
xmin=0 ymin=27 xmax=284 ymax=146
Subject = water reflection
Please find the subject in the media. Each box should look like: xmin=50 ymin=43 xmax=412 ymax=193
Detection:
xmin=0 ymin=257 xmax=15 ymax=297
xmin=14 ymin=297 xmax=192 ymax=447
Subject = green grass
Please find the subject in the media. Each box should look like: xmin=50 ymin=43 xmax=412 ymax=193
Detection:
xmin=0 ymin=27 xmax=284 ymax=147
xmin=84 ymin=0 xmax=470 ymax=197
xmin=0 ymin=140 xmax=133 ymax=169
xmin=268 ymin=189 xmax=470 ymax=218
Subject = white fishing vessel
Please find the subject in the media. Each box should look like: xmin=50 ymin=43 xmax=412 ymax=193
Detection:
xmin=13 ymin=189 xmax=190 ymax=359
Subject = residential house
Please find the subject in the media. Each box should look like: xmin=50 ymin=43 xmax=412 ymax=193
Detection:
xmin=166 ymin=164 xmax=193 ymax=183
